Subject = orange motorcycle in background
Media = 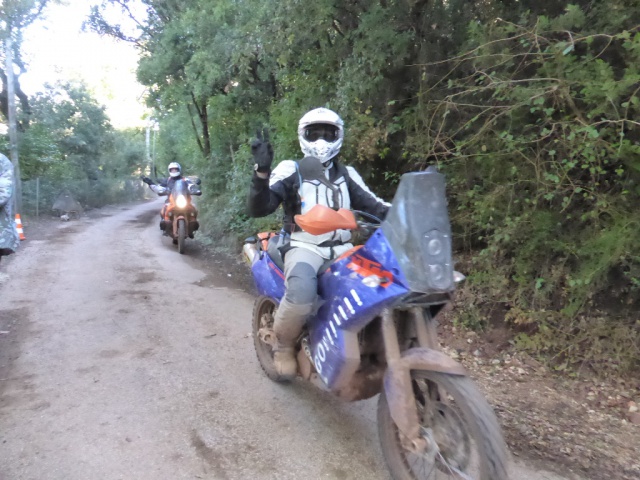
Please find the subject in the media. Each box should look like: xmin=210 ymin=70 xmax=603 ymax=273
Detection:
xmin=159 ymin=178 xmax=201 ymax=254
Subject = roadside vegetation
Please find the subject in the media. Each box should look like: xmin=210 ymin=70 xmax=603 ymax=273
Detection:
xmin=1 ymin=2 xmax=147 ymax=211
xmin=2 ymin=0 xmax=638 ymax=377
xmin=1 ymin=80 xmax=147 ymax=211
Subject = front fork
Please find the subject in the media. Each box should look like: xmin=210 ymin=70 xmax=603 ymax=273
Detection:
xmin=381 ymin=307 xmax=466 ymax=453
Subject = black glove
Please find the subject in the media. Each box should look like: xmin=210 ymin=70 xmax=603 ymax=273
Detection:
xmin=251 ymin=128 xmax=273 ymax=174
xmin=141 ymin=176 xmax=153 ymax=185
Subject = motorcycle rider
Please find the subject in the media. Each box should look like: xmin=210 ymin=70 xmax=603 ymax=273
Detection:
xmin=248 ymin=107 xmax=389 ymax=380
xmin=141 ymin=162 xmax=201 ymax=232
xmin=0 ymin=153 xmax=19 ymax=265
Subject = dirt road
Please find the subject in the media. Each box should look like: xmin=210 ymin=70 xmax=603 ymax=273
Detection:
xmin=0 ymin=200 xmax=577 ymax=479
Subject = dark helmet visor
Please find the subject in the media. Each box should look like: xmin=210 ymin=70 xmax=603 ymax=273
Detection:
xmin=304 ymin=124 xmax=340 ymax=142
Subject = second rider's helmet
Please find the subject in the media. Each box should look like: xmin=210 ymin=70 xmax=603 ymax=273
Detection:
xmin=298 ymin=108 xmax=344 ymax=166
xmin=168 ymin=162 xmax=182 ymax=178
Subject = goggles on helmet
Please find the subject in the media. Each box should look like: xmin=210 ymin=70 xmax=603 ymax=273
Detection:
xmin=303 ymin=124 xmax=340 ymax=143
xmin=169 ymin=167 xmax=180 ymax=173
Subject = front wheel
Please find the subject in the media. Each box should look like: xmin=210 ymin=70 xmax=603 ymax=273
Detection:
xmin=177 ymin=219 xmax=186 ymax=254
xmin=378 ymin=370 xmax=509 ymax=480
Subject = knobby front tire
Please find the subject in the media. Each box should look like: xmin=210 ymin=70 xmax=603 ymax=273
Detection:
xmin=177 ymin=219 xmax=186 ymax=254
xmin=378 ymin=370 xmax=509 ymax=480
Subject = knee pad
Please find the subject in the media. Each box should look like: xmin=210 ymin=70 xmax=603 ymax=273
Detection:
xmin=285 ymin=262 xmax=318 ymax=306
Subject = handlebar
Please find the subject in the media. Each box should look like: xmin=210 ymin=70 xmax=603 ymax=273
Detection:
xmin=353 ymin=210 xmax=382 ymax=229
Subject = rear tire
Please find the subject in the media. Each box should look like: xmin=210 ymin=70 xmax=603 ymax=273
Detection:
xmin=252 ymin=296 xmax=290 ymax=383
xmin=378 ymin=370 xmax=508 ymax=480
xmin=177 ymin=219 xmax=186 ymax=254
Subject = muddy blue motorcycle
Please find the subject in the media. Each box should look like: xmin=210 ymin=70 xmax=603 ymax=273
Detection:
xmin=243 ymin=158 xmax=509 ymax=480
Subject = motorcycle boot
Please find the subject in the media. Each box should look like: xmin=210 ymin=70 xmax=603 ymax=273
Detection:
xmin=272 ymin=299 xmax=312 ymax=380
xmin=188 ymin=220 xmax=199 ymax=239
xmin=273 ymin=346 xmax=297 ymax=379
xmin=272 ymin=247 xmax=326 ymax=380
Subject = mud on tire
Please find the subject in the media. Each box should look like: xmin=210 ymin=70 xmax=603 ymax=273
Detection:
xmin=377 ymin=370 xmax=509 ymax=480
xmin=252 ymin=296 xmax=290 ymax=383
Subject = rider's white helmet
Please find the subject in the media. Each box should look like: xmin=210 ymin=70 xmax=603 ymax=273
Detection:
xmin=298 ymin=108 xmax=344 ymax=165
xmin=168 ymin=162 xmax=182 ymax=178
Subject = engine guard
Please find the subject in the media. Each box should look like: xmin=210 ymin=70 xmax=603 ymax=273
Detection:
xmin=383 ymin=347 xmax=466 ymax=449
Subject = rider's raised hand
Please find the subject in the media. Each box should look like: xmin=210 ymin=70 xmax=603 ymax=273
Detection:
xmin=251 ymin=128 xmax=273 ymax=174
xmin=141 ymin=176 xmax=153 ymax=185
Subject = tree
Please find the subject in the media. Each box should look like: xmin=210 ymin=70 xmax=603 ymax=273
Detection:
xmin=26 ymin=81 xmax=112 ymax=180
xmin=0 ymin=0 xmax=56 ymax=127
xmin=4 ymin=80 xmax=148 ymax=212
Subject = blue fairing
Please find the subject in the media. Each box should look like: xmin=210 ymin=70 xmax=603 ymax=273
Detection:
xmin=251 ymin=253 xmax=285 ymax=301
xmin=250 ymin=230 xmax=411 ymax=387
xmin=310 ymin=229 xmax=409 ymax=386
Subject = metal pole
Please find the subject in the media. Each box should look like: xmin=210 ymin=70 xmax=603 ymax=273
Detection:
xmin=5 ymin=32 xmax=22 ymax=215
xmin=145 ymin=122 xmax=151 ymax=177
xmin=36 ymin=177 xmax=40 ymax=218
xmin=151 ymin=125 xmax=157 ymax=179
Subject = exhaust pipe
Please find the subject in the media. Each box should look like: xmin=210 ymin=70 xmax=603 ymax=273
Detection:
xmin=242 ymin=242 xmax=258 ymax=265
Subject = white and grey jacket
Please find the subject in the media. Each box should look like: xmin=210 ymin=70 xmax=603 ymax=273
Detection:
xmin=0 ymin=153 xmax=19 ymax=255
xmin=248 ymin=158 xmax=389 ymax=258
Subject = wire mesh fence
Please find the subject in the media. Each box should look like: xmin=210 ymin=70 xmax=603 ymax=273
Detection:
xmin=21 ymin=176 xmax=147 ymax=217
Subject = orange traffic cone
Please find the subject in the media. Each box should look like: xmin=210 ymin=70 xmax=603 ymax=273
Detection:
xmin=15 ymin=214 xmax=25 ymax=241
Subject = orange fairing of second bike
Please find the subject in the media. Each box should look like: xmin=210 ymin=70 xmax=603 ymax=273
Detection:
xmin=164 ymin=194 xmax=194 ymax=220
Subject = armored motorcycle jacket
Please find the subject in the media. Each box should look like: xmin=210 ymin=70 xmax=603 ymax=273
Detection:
xmin=248 ymin=158 xmax=389 ymax=258
xmin=150 ymin=176 xmax=200 ymax=197
xmin=0 ymin=153 xmax=19 ymax=256
xmin=150 ymin=176 xmax=183 ymax=195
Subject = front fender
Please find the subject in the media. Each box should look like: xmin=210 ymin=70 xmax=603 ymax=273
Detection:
xmin=383 ymin=347 xmax=466 ymax=443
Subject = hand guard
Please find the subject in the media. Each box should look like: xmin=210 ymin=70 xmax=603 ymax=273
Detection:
xmin=251 ymin=128 xmax=273 ymax=174
xmin=188 ymin=184 xmax=202 ymax=195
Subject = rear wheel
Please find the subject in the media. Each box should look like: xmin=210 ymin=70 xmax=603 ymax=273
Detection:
xmin=177 ymin=219 xmax=186 ymax=254
xmin=378 ymin=370 xmax=508 ymax=480
xmin=252 ymin=296 xmax=289 ymax=383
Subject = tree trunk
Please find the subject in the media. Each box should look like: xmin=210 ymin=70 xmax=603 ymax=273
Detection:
xmin=189 ymin=93 xmax=211 ymax=159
